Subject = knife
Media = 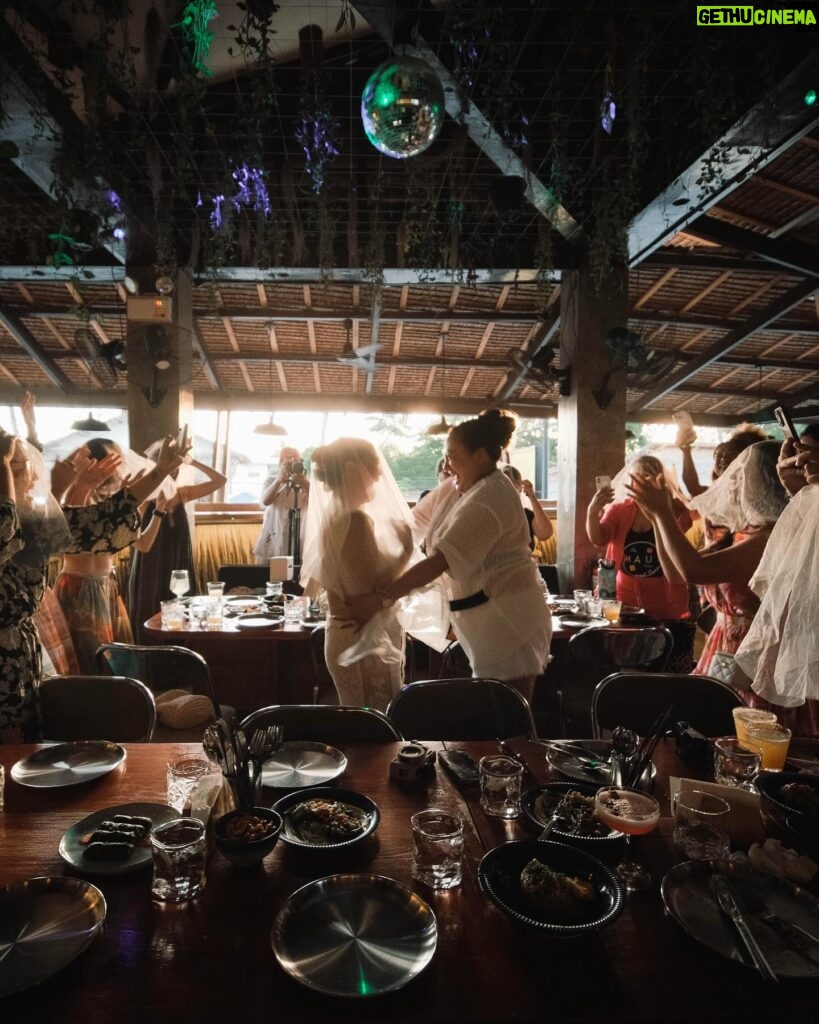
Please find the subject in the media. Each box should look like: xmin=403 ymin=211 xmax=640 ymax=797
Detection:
xmin=725 ymin=878 xmax=819 ymax=965
xmin=710 ymin=876 xmax=779 ymax=982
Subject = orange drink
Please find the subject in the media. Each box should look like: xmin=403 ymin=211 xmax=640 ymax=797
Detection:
xmin=601 ymin=600 xmax=622 ymax=623
xmin=732 ymin=707 xmax=777 ymax=743
xmin=743 ymin=721 xmax=792 ymax=771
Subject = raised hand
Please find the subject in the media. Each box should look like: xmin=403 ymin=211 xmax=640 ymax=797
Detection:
xmin=0 ymin=434 xmax=19 ymax=463
xmin=626 ymin=471 xmax=671 ymax=517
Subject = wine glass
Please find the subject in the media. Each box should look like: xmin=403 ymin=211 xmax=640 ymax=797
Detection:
xmin=594 ymin=786 xmax=660 ymax=893
xmin=169 ymin=569 xmax=191 ymax=598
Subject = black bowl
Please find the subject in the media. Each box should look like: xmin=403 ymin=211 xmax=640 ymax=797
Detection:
xmin=754 ymin=771 xmax=819 ymax=835
xmin=520 ymin=782 xmax=625 ymax=861
xmin=272 ymin=787 xmax=379 ymax=850
xmin=213 ymin=807 xmax=283 ymax=868
xmin=784 ymin=813 xmax=819 ymax=860
xmin=478 ymin=840 xmax=625 ymax=935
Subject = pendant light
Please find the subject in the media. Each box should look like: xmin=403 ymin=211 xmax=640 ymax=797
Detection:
xmin=426 ymin=330 xmax=451 ymax=436
xmin=426 ymin=414 xmax=450 ymax=436
xmin=71 ymin=411 xmax=110 ymax=432
xmin=253 ymin=414 xmax=287 ymax=436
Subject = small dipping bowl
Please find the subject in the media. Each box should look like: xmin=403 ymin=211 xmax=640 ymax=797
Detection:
xmin=213 ymin=807 xmax=283 ymax=868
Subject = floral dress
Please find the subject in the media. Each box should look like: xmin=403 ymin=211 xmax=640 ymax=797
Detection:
xmin=49 ymin=490 xmax=141 ymax=674
xmin=0 ymin=499 xmax=45 ymax=741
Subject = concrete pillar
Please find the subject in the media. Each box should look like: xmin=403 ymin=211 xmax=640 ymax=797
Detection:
xmin=556 ymin=265 xmax=629 ymax=590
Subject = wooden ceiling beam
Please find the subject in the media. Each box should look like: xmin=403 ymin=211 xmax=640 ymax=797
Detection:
xmin=629 ymin=310 xmax=816 ymax=335
xmin=685 ymin=216 xmax=819 ymax=278
xmin=632 ymin=278 xmax=819 ymax=410
xmin=628 ymin=51 xmax=819 ymax=267
xmin=644 ymin=253 xmax=785 ymax=273
xmin=0 ymin=302 xmax=76 ymax=391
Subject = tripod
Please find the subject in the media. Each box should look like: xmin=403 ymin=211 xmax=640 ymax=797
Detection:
xmin=286 ymin=481 xmax=302 ymax=567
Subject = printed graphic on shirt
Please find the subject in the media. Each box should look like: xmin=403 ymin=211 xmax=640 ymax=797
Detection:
xmin=621 ymin=530 xmax=663 ymax=578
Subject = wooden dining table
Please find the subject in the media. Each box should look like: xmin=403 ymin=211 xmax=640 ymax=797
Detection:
xmin=1 ymin=738 xmax=817 ymax=1023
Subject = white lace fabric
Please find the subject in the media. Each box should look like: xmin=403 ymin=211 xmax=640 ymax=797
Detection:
xmin=690 ymin=441 xmax=787 ymax=534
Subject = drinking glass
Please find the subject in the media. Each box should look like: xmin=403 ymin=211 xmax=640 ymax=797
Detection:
xmin=601 ymin=599 xmax=622 ymax=622
xmin=206 ymin=581 xmax=225 ymax=607
xmin=743 ymin=721 xmax=792 ymax=771
xmin=479 ymin=755 xmax=523 ymax=818
xmin=732 ymin=707 xmax=777 ymax=744
xmin=586 ymin=597 xmax=603 ymax=619
xmin=713 ymin=736 xmax=761 ymax=788
xmin=672 ymin=789 xmax=730 ymax=860
xmin=266 ymin=581 xmax=283 ymax=597
xmin=594 ymin=786 xmax=660 ymax=892
xmin=573 ymin=589 xmax=592 ymax=615
xmin=411 ymin=809 xmax=464 ymax=890
xmin=169 ymin=569 xmax=191 ymax=598
xmin=205 ymin=600 xmax=223 ymax=630
xmin=151 ymin=818 xmax=207 ymax=902
xmin=283 ymin=595 xmax=303 ymax=624
xmin=167 ymin=755 xmax=215 ymax=814
xmin=188 ymin=598 xmax=208 ymax=629
xmin=160 ymin=599 xmax=185 ymax=631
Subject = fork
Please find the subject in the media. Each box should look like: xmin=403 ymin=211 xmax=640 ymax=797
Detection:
xmin=249 ymin=725 xmax=283 ymax=761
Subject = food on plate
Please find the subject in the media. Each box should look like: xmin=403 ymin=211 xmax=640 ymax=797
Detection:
xmin=748 ymin=838 xmax=818 ymax=884
xmin=84 ymin=840 xmax=134 ymax=861
xmin=287 ymin=798 xmax=369 ymax=843
xmin=80 ymin=814 xmax=152 ymax=859
xmin=778 ymin=782 xmax=819 ymax=815
xmin=519 ymin=858 xmax=596 ymax=919
xmin=221 ymin=813 xmax=279 ymax=842
xmin=533 ymin=789 xmax=612 ymax=837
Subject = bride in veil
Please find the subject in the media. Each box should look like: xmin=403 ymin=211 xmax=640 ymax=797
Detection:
xmin=300 ymin=438 xmax=420 ymax=711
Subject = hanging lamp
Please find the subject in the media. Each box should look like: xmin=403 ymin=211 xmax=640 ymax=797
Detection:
xmin=71 ymin=411 xmax=110 ymax=432
xmin=253 ymin=414 xmax=287 ymax=437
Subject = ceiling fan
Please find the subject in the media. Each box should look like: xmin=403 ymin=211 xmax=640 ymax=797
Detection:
xmin=74 ymin=327 xmax=126 ymax=388
xmin=593 ymin=328 xmax=678 ymax=408
xmin=336 ymin=318 xmax=382 ymax=370
xmin=506 ymin=344 xmax=571 ymax=396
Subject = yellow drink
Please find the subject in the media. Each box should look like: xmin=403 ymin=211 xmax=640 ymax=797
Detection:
xmin=602 ymin=600 xmax=622 ymax=622
xmin=743 ymin=721 xmax=792 ymax=771
xmin=732 ymin=707 xmax=777 ymax=743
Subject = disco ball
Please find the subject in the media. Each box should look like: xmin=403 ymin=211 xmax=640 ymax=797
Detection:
xmin=361 ymin=56 xmax=445 ymax=159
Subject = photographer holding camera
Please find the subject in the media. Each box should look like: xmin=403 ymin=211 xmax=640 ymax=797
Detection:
xmin=254 ymin=446 xmax=310 ymax=565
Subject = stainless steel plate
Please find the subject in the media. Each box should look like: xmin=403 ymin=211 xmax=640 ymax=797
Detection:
xmin=273 ymin=787 xmax=379 ymax=849
xmin=59 ymin=802 xmax=178 ymax=877
xmin=272 ymin=874 xmax=437 ymax=996
xmin=262 ymin=741 xmax=347 ymax=789
xmin=235 ymin=613 xmax=284 ymax=630
xmin=661 ymin=860 xmax=819 ymax=979
xmin=11 ymin=741 xmax=126 ymax=789
xmin=544 ymin=740 xmax=657 ymax=788
xmin=0 ymin=876 xmax=106 ymax=997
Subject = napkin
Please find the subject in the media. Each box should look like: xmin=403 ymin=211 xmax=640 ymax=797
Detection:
xmin=670 ymin=776 xmax=765 ymax=848
xmin=189 ymin=773 xmax=235 ymax=827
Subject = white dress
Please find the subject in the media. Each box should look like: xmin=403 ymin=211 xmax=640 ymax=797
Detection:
xmin=253 ymin=485 xmax=308 ymax=563
xmin=319 ymin=510 xmax=410 ymax=711
xmin=430 ymin=470 xmax=552 ymax=679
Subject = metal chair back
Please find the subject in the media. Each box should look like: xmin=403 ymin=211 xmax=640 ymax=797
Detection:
xmin=559 ymin=625 xmax=675 ymax=737
xmin=592 ymin=671 xmax=744 ymax=739
xmin=241 ymin=704 xmax=403 ymax=742
xmin=39 ymin=675 xmax=156 ymax=742
xmin=387 ymin=677 xmax=537 ymax=740
xmin=95 ymin=642 xmax=220 ymax=716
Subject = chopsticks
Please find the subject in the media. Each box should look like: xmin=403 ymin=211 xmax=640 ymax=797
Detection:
xmin=625 ymin=705 xmax=675 ymax=788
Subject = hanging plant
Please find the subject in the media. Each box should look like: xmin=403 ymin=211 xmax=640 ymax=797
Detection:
xmin=176 ymin=0 xmax=219 ymax=78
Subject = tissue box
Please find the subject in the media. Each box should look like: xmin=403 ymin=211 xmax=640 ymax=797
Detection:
xmin=269 ymin=556 xmax=294 ymax=581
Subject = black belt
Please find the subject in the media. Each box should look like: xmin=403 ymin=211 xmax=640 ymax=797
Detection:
xmin=449 ymin=590 xmax=489 ymax=612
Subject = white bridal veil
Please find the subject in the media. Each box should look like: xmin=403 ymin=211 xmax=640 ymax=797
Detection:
xmin=300 ymin=438 xmax=448 ymax=664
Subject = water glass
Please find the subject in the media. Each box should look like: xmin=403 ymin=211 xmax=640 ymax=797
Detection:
xmin=743 ymin=721 xmax=792 ymax=771
xmin=266 ymin=581 xmax=283 ymax=597
xmin=188 ymin=598 xmax=208 ymax=629
xmin=479 ymin=755 xmax=523 ymax=819
xmin=586 ymin=597 xmax=603 ymax=619
xmin=713 ymin=736 xmax=761 ymax=788
xmin=206 ymin=581 xmax=225 ymax=610
xmin=205 ymin=600 xmax=223 ymax=630
xmin=283 ymin=595 xmax=303 ymax=623
xmin=573 ymin=589 xmax=593 ymax=615
xmin=160 ymin=599 xmax=185 ymax=631
xmin=167 ymin=756 xmax=215 ymax=814
xmin=672 ymin=789 xmax=730 ymax=860
xmin=151 ymin=818 xmax=207 ymax=902
xmin=411 ymin=809 xmax=464 ymax=890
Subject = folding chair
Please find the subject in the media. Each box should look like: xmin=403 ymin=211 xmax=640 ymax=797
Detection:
xmin=387 ymin=677 xmax=537 ymax=740
xmin=559 ymin=625 xmax=674 ymax=737
xmin=592 ymin=671 xmax=744 ymax=739
xmin=241 ymin=704 xmax=403 ymax=742
xmin=39 ymin=675 xmax=156 ymax=742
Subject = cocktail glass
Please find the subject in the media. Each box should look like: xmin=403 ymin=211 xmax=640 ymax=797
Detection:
xmin=594 ymin=786 xmax=660 ymax=892
xmin=743 ymin=721 xmax=792 ymax=771
xmin=731 ymin=707 xmax=777 ymax=744
xmin=169 ymin=569 xmax=191 ymax=598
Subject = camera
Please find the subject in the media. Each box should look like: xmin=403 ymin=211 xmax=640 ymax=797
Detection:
xmin=284 ymin=458 xmax=305 ymax=480
xmin=389 ymin=742 xmax=436 ymax=784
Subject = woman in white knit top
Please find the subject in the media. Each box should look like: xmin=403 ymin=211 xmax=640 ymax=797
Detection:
xmin=351 ymin=409 xmax=551 ymax=702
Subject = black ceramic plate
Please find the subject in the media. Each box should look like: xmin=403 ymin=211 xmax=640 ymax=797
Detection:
xmin=59 ymin=802 xmax=178 ymax=877
xmin=273 ymin=787 xmax=379 ymax=849
xmin=520 ymin=781 xmax=625 ymax=852
xmin=478 ymin=840 xmax=625 ymax=935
